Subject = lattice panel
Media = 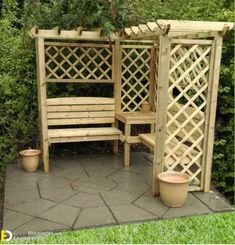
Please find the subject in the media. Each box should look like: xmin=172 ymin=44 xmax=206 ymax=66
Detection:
xmin=164 ymin=43 xmax=212 ymax=189
xmin=45 ymin=45 xmax=112 ymax=81
xmin=121 ymin=47 xmax=151 ymax=111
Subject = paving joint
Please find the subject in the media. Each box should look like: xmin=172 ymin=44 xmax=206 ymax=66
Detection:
xmin=71 ymin=208 xmax=83 ymax=230
xmin=132 ymin=202 xmax=159 ymax=218
xmin=98 ymin=193 xmax=119 ymax=224
xmin=36 ymin=180 xmax=42 ymax=199
xmin=104 ymin=167 xmax=123 ymax=178
xmin=159 ymin=207 xmax=171 ymax=219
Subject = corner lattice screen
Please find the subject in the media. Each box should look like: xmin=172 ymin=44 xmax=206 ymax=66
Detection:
xmin=165 ymin=43 xmax=212 ymax=190
xmin=45 ymin=44 xmax=112 ymax=81
xmin=121 ymin=47 xmax=151 ymax=111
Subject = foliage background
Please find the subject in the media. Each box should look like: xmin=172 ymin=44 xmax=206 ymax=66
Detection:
xmin=0 ymin=0 xmax=234 ymax=202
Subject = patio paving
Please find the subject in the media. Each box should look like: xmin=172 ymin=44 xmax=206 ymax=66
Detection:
xmin=3 ymin=152 xmax=233 ymax=237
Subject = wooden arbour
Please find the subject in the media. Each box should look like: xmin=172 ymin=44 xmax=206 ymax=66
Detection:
xmin=31 ymin=20 xmax=233 ymax=195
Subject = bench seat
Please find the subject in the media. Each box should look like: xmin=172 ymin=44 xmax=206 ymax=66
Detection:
xmin=48 ymin=127 xmax=124 ymax=144
xmin=139 ymin=133 xmax=198 ymax=165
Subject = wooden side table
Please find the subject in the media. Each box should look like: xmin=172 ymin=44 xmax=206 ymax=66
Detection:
xmin=115 ymin=111 xmax=156 ymax=166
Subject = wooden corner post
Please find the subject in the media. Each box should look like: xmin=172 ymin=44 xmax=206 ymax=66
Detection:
xmin=152 ymin=35 xmax=171 ymax=196
xmin=113 ymin=40 xmax=122 ymax=112
xmin=113 ymin=40 xmax=122 ymax=154
xmin=36 ymin=37 xmax=49 ymax=172
xmin=203 ymin=34 xmax=223 ymax=192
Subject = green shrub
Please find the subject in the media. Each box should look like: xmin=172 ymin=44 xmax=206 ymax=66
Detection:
xmin=0 ymin=16 xmax=38 ymax=194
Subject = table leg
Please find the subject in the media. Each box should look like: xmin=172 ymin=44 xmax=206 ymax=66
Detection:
xmin=113 ymin=121 xmax=119 ymax=154
xmin=150 ymin=123 xmax=155 ymax=153
xmin=124 ymin=124 xmax=131 ymax=167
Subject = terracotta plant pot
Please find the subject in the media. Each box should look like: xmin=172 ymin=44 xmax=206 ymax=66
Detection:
xmin=19 ymin=149 xmax=41 ymax=172
xmin=158 ymin=171 xmax=190 ymax=207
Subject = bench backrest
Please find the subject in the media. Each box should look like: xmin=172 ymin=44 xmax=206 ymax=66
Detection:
xmin=46 ymin=97 xmax=115 ymax=126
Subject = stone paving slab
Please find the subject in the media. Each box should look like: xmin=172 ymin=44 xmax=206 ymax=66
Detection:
xmin=108 ymin=169 xmax=147 ymax=184
xmin=38 ymin=204 xmax=80 ymax=227
xmin=101 ymin=189 xmax=139 ymax=207
xmin=116 ymin=179 xmax=150 ymax=195
xmin=13 ymin=218 xmax=68 ymax=236
xmin=193 ymin=191 xmax=234 ymax=212
xmin=8 ymin=199 xmax=56 ymax=217
xmin=73 ymin=206 xmax=116 ymax=229
xmin=53 ymin=167 xmax=89 ymax=181
xmin=71 ymin=177 xmax=116 ymax=193
xmin=134 ymin=195 xmax=169 ymax=217
xmin=64 ymin=192 xmax=105 ymax=208
xmin=3 ymin=152 xmax=233 ymax=237
xmin=4 ymin=189 xmax=39 ymax=208
xmin=3 ymin=210 xmax=33 ymax=231
xmin=110 ymin=204 xmax=156 ymax=223
xmin=83 ymin=165 xmax=118 ymax=178
xmin=38 ymin=175 xmax=76 ymax=202
xmin=162 ymin=194 xmax=212 ymax=219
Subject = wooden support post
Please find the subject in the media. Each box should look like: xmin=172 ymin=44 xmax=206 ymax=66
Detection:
xmin=152 ymin=35 xmax=171 ymax=196
xmin=112 ymin=122 xmax=119 ymax=154
xmin=149 ymin=44 xmax=157 ymax=111
xmin=124 ymin=124 xmax=131 ymax=166
xmin=203 ymin=34 xmax=223 ymax=192
xmin=113 ymin=40 xmax=122 ymax=154
xmin=149 ymin=124 xmax=155 ymax=154
xmin=113 ymin=40 xmax=122 ymax=112
xmin=36 ymin=37 xmax=49 ymax=173
xmin=200 ymin=40 xmax=216 ymax=189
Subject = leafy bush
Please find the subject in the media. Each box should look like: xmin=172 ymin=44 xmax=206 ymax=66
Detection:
xmin=0 ymin=15 xmax=38 ymax=194
xmin=0 ymin=0 xmax=234 ymax=202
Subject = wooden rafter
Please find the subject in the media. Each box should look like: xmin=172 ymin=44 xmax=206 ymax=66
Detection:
xmin=29 ymin=20 xmax=234 ymax=41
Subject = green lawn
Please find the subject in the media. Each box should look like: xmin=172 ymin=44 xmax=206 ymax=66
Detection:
xmin=11 ymin=212 xmax=235 ymax=244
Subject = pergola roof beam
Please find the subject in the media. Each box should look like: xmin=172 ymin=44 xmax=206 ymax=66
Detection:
xmin=29 ymin=27 xmax=117 ymax=41
xmin=157 ymin=19 xmax=234 ymax=32
xmin=29 ymin=20 xmax=234 ymax=40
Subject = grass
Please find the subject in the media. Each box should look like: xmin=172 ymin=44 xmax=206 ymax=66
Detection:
xmin=11 ymin=212 xmax=235 ymax=244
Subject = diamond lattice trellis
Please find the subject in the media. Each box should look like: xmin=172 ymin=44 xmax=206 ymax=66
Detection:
xmin=45 ymin=45 xmax=112 ymax=81
xmin=121 ymin=47 xmax=151 ymax=111
xmin=164 ymin=43 xmax=212 ymax=188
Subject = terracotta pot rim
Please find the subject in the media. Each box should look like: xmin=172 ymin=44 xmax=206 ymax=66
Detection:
xmin=19 ymin=149 xmax=41 ymax=157
xmin=157 ymin=171 xmax=190 ymax=184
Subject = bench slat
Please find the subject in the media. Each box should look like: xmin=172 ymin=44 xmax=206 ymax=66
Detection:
xmin=48 ymin=127 xmax=122 ymax=138
xmin=49 ymin=135 xmax=121 ymax=144
xmin=47 ymin=111 xmax=115 ymax=119
xmin=48 ymin=117 xmax=115 ymax=126
xmin=139 ymin=133 xmax=199 ymax=156
xmin=47 ymin=104 xmax=115 ymax=112
xmin=47 ymin=97 xmax=114 ymax=105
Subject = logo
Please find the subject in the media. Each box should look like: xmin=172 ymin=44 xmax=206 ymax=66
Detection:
xmin=0 ymin=230 xmax=13 ymax=241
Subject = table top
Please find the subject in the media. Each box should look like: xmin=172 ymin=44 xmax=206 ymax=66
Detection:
xmin=116 ymin=111 xmax=156 ymax=124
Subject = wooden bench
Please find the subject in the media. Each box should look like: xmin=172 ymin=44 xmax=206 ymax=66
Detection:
xmin=43 ymin=97 xmax=124 ymax=172
xmin=139 ymin=133 xmax=198 ymax=166
xmin=138 ymin=103 xmax=203 ymax=166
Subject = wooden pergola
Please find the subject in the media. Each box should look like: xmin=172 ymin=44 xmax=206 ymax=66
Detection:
xmin=31 ymin=20 xmax=233 ymax=196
